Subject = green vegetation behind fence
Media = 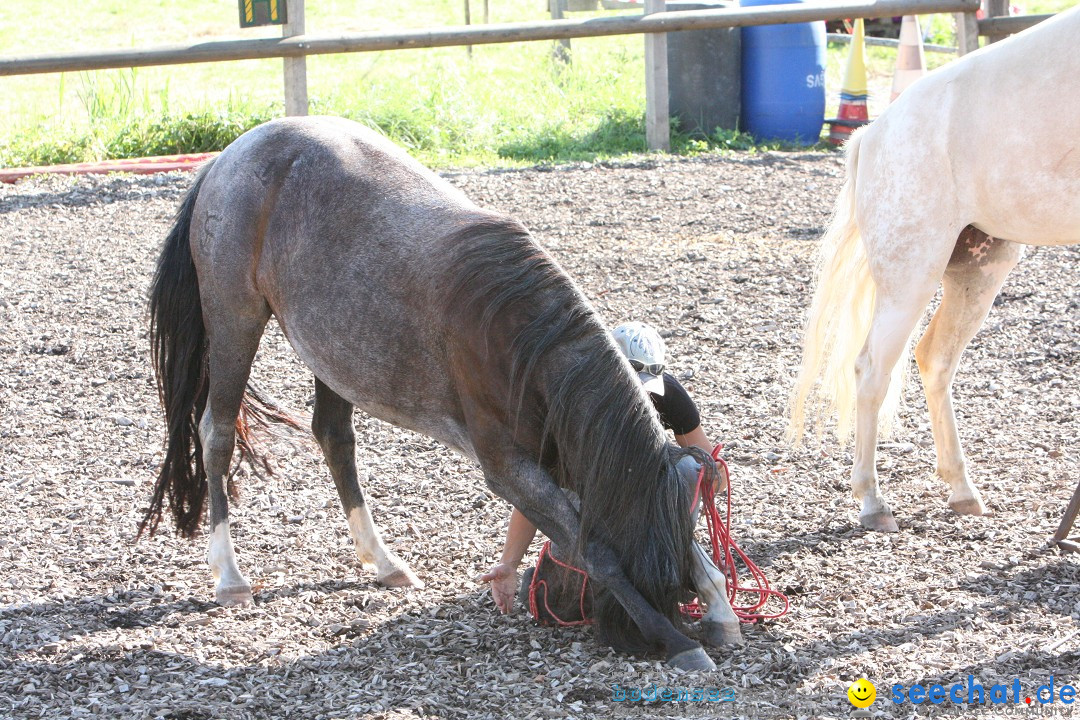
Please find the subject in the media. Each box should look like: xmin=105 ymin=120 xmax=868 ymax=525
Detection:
xmin=0 ymin=0 xmax=1073 ymax=168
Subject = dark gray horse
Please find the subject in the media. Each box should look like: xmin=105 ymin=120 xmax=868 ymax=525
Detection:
xmin=143 ymin=116 xmax=737 ymax=670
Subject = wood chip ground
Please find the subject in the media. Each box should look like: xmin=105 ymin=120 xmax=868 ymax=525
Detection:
xmin=1 ymin=152 xmax=1078 ymax=719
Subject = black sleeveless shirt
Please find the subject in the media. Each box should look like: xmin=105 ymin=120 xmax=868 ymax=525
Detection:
xmin=650 ymin=373 xmax=701 ymax=436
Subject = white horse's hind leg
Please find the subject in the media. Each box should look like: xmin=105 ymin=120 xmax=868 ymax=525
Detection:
xmin=853 ymin=274 xmax=943 ymax=532
xmin=312 ymin=379 xmax=422 ymax=588
xmin=914 ymin=229 xmax=1022 ymax=516
xmin=691 ymin=544 xmax=742 ymax=647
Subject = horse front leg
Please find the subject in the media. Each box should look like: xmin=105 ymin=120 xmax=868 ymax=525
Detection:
xmin=312 ymin=378 xmax=422 ymax=588
xmin=581 ymin=541 xmax=715 ymax=670
xmin=690 ymin=544 xmax=742 ymax=647
xmin=485 ymin=456 xmax=714 ymax=671
xmin=675 ymin=456 xmax=741 ymax=646
xmin=914 ymin=231 xmax=1022 ymax=516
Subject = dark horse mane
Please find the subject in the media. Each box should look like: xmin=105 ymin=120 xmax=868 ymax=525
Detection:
xmin=446 ymin=215 xmax=705 ymax=652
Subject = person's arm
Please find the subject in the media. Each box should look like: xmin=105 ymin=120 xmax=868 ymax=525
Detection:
xmin=499 ymin=508 xmax=537 ymax=568
xmin=674 ymin=425 xmax=712 ymax=457
xmin=480 ymin=508 xmax=537 ymax=613
xmin=674 ymin=425 xmax=727 ymax=493
xmin=661 ymin=374 xmax=726 ymax=493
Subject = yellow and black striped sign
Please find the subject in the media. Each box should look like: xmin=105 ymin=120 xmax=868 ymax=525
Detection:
xmin=239 ymin=0 xmax=287 ymax=27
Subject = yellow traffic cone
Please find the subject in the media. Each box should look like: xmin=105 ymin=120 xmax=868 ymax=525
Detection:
xmin=891 ymin=15 xmax=927 ymax=102
xmin=827 ymin=19 xmax=869 ymax=146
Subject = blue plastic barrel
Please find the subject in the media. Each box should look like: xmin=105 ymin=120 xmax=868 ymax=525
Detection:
xmin=739 ymin=0 xmax=826 ymax=144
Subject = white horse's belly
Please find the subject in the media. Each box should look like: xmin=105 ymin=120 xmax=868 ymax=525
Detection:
xmin=971 ymin=205 xmax=1080 ymax=246
xmin=973 ymin=226 xmax=1080 ymax=247
xmin=967 ymin=152 xmax=1080 ymax=245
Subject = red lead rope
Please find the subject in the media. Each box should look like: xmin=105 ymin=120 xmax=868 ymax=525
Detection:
xmin=682 ymin=444 xmax=789 ymax=622
xmin=527 ymin=444 xmax=789 ymax=626
xmin=528 ymin=541 xmax=594 ymax=626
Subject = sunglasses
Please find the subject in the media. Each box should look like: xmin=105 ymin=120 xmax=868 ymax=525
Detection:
xmin=629 ymin=359 xmax=665 ymax=376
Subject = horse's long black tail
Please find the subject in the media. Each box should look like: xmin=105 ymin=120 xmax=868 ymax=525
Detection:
xmin=140 ymin=164 xmax=215 ymax=539
xmin=141 ymin=163 xmax=305 ymax=539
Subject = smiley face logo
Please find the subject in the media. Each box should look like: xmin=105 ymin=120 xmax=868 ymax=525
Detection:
xmin=847 ymin=678 xmax=876 ymax=708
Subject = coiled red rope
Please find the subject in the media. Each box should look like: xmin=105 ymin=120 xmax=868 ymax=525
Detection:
xmin=528 ymin=444 xmax=788 ymax=626
xmin=528 ymin=541 xmax=595 ymax=626
xmin=682 ymin=444 xmax=789 ymax=622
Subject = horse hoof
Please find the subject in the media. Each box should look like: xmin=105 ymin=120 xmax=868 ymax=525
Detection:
xmin=378 ymin=568 xmax=425 ymax=589
xmin=667 ymin=647 xmax=716 ymax=672
xmin=215 ymin=584 xmax=254 ymax=607
xmin=948 ymin=496 xmax=986 ymax=516
xmin=700 ymin=620 xmax=743 ymax=648
xmin=859 ymin=510 xmax=899 ymax=533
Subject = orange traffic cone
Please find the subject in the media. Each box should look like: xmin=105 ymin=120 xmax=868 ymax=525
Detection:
xmin=891 ymin=15 xmax=927 ymax=101
xmin=827 ymin=19 xmax=869 ymax=146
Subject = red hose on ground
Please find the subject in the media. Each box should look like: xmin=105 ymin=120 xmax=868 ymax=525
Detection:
xmin=0 ymin=153 xmax=217 ymax=184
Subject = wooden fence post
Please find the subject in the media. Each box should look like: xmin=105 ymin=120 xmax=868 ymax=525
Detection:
xmin=550 ymin=0 xmax=572 ymax=63
xmin=984 ymin=0 xmax=1009 ymax=43
xmin=283 ymin=0 xmax=308 ymax=115
xmin=644 ymin=0 xmax=669 ymax=151
xmin=465 ymin=0 xmax=474 ymax=57
xmin=954 ymin=9 xmax=980 ymax=54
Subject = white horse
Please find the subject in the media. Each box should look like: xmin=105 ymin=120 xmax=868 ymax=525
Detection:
xmin=789 ymin=7 xmax=1080 ymax=532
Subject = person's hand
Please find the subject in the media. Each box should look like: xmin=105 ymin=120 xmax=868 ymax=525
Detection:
xmin=712 ymin=460 xmax=730 ymax=495
xmin=480 ymin=562 xmax=520 ymax=614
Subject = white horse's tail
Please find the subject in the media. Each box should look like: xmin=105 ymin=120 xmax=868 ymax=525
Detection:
xmin=787 ymin=131 xmax=906 ymax=445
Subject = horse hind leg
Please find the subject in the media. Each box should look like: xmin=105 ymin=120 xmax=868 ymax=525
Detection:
xmin=201 ymin=311 xmax=270 ymax=606
xmin=312 ymin=378 xmax=422 ymax=588
xmin=914 ymin=228 xmax=1022 ymax=516
xmin=852 ymin=257 xmax=946 ymax=532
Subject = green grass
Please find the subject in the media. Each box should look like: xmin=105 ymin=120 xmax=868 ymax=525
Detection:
xmin=1 ymin=0 xmax=1076 ymax=168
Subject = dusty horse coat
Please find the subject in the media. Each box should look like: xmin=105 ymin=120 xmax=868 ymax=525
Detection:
xmin=145 ymin=116 xmax=734 ymax=669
